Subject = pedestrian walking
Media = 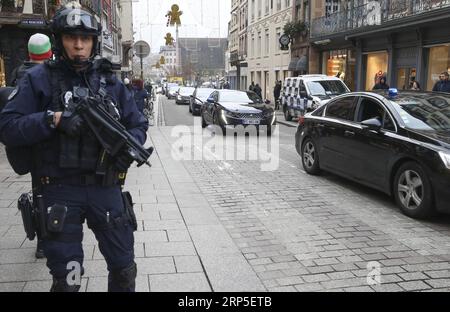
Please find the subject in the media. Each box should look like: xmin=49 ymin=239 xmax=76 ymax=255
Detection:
xmin=274 ymin=81 xmax=282 ymax=110
xmin=253 ymin=83 xmax=262 ymax=98
xmin=410 ymin=79 xmax=421 ymax=91
xmin=10 ymin=33 xmax=53 ymax=87
xmin=432 ymin=72 xmax=450 ymax=93
xmin=373 ymin=77 xmax=390 ymax=90
xmin=9 ymin=33 xmax=53 ymax=259
xmin=249 ymin=81 xmax=255 ymax=91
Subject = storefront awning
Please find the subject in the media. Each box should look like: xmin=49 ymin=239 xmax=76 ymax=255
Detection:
xmin=288 ymin=58 xmax=299 ymax=71
xmin=296 ymin=56 xmax=308 ymax=72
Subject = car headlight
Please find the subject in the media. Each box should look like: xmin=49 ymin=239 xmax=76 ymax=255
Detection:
xmin=224 ymin=110 xmax=239 ymax=118
xmin=439 ymin=151 xmax=450 ymax=169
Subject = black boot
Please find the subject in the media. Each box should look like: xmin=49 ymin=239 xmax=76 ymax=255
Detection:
xmin=35 ymin=240 xmax=45 ymax=259
xmin=50 ymin=278 xmax=81 ymax=292
xmin=108 ymin=262 xmax=137 ymax=292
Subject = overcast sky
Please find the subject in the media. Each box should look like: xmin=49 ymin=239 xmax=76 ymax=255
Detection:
xmin=132 ymin=0 xmax=231 ymax=53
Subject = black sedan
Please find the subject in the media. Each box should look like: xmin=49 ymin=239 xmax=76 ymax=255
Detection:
xmin=189 ymin=88 xmax=215 ymax=116
xmin=201 ymin=90 xmax=276 ymax=135
xmin=176 ymin=87 xmax=196 ymax=105
xmin=295 ymin=90 xmax=450 ymax=219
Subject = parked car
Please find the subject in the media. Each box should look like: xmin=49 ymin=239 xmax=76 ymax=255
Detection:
xmin=201 ymin=90 xmax=276 ymax=136
xmin=167 ymin=85 xmax=180 ymax=100
xmin=189 ymin=88 xmax=215 ymax=115
xmin=281 ymin=75 xmax=350 ymax=122
xmin=296 ymin=89 xmax=450 ymax=219
xmin=176 ymin=87 xmax=196 ymax=105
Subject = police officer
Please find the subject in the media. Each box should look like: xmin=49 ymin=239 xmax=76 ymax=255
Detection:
xmin=0 ymin=3 xmax=148 ymax=292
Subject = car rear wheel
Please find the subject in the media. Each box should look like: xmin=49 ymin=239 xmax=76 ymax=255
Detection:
xmin=284 ymin=105 xmax=293 ymax=121
xmin=301 ymin=138 xmax=321 ymax=175
xmin=393 ymin=162 xmax=435 ymax=219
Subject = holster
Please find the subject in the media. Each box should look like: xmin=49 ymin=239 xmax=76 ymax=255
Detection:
xmin=122 ymin=192 xmax=137 ymax=232
xmin=17 ymin=192 xmax=37 ymax=241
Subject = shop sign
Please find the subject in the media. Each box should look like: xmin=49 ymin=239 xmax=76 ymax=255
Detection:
xmin=19 ymin=19 xmax=46 ymax=28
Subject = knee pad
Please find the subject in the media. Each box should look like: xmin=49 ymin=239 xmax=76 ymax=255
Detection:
xmin=50 ymin=277 xmax=81 ymax=292
xmin=110 ymin=262 xmax=137 ymax=289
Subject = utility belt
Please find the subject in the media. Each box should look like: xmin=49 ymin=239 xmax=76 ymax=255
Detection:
xmin=39 ymin=173 xmax=126 ymax=187
xmin=18 ymin=189 xmax=137 ymax=242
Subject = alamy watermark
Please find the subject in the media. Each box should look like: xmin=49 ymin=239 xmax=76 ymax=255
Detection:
xmin=170 ymin=118 xmax=280 ymax=171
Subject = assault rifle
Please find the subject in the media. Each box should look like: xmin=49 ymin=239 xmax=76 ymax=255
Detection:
xmin=70 ymin=87 xmax=153 ymax=168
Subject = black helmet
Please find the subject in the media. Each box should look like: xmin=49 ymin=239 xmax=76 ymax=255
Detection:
xmin=50 ymin=4 xmax=102 ymax=66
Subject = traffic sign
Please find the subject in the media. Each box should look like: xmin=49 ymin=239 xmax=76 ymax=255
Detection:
xmin=134 ymin=40 xmax=151 ymax=58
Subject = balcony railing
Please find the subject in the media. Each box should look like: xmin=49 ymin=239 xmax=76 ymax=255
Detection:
xmin=311 ymin=0 xmax=450 ymax=38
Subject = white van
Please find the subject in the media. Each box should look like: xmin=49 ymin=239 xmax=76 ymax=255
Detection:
xmin=280 ymin=75 xmax=350 ymax=121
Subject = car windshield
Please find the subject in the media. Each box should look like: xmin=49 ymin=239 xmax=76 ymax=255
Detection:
xmin=196 ymin=88 xmax=215 ymax=100
xmin=219 ymin=91 xmax=261 ymax=103
xmin=307 ymin=80 xmax=348 ymax=96
xmin=169 ymin=86 xmax=179 ymax=92
xmin=390 ymin=95 xmax=450 ymax=132
xmin=179 ymin=87 xmax=195 ymax=96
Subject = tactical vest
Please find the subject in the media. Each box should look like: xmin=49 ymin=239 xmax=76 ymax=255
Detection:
xmin=44 ymin=60 xmax=121 ymax=173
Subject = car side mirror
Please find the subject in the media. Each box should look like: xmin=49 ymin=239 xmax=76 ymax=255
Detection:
xmin=207 ymin=97 xmax=214 ymax=103
xmin=361 ymin=118 xmax=382 ymax=132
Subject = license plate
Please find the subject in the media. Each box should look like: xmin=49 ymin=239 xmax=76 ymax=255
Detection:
xmin=243 ymin=119 xmax=260 ymax=125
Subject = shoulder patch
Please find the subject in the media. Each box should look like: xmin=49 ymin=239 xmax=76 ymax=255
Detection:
xmin=8 ymin=86 xmax=19 ymax=101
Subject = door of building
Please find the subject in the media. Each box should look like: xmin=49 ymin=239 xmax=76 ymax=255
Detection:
xmin=264 ymin=71 xmax=269 ymax=100
xmin=397 ymin=67 xmax=417 ymax=90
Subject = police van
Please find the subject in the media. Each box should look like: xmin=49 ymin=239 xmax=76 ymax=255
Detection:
xmin=280 ymin=75 xmax=350 ymax=121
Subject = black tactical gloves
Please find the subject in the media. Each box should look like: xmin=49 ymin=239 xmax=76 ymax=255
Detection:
xmin=114 ymin=149 xmax=135 ymax=172
xmin=58 ymin=111 xmax=84 ymax=137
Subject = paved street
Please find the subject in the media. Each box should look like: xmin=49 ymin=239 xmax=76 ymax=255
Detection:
xmin=1 ymin=94 xmax=450 ymax=292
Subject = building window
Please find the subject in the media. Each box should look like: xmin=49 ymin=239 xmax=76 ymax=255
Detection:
xmin=258 ymin=0 xmax=262 ymax=18
xmin=251 ymin=0 xmax=255 ymax=21
xmin=265 ymin=30 xmax=270 ymax=56
xmin=277 ymin=0 xmax=281 ymax=11
xmin=365 ymin=52 xmax=389 ymax=91
xmin=284 ymin=0 xmax=290 ymax=9
xmin=258 ymin=32 xmax=262 ymax=57
xmin=251 ymin=35 xmax=255 ymax=57
xmin=325 ymin=0 xmax=339 ymax=17
xmin=427 ymin=44 xmax=450 ymax=91
xmin=276 ymin=28 xmax=281 ymax=51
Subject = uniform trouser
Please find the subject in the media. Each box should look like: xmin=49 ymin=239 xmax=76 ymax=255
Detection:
xmin=41 ymin=184 xmax=136 ymax=292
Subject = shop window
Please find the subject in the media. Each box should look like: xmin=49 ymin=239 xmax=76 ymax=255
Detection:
xmin=0 ymin=55 xmax=5 ymax=87
xmin=427 ymin=44 xmax=450 ymax=91
xmin=324 ymin=49 xmax=355 ymax=91
xmin=365 ymin=52 xmax=389 ymax=91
